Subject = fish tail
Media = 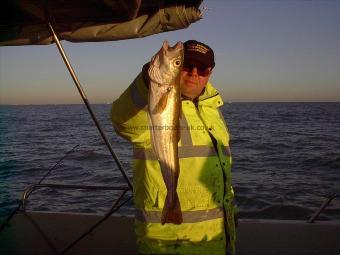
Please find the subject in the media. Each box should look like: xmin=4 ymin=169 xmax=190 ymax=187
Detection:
xmin=161 ymin=192 xmax=183 ymax=225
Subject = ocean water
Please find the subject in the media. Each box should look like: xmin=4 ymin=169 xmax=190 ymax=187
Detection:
xmin=0 ymin=103 xmax=339 ymax=220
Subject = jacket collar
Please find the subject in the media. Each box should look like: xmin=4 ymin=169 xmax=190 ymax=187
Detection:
xmin=180 ymin=83 xmax=224 ymax=108
xmin=197 ymin=82 xmax=224 ymax=108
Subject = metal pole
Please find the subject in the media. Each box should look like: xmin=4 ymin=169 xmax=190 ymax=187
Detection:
xmin=308 ymin=193 xmax=336 ymax=223
xmin=46 ymin=22 xmax=133 ymax=191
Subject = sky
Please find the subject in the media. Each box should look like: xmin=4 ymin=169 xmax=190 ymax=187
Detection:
xmin=0 ymin=0 xmax=339 ymax=104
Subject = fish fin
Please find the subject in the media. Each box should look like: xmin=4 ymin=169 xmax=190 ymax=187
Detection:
xmin=161 ymin=192 xmax=182 ymax=225
xmin=147 ymin=113 xmax=159 ymax=160
xmin=152 ymin=92 xmax=169 ymax=114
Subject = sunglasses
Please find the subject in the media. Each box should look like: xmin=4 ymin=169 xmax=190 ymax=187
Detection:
xmin=182 ymin=64 xmax=211 ymax=76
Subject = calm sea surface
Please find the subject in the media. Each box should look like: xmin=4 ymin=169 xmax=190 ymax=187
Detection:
xmin=0 ymin=103 xmax=339 ymax=220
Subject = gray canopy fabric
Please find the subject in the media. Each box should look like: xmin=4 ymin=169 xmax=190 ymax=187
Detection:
xmin=0 ymin=0 xmax=203 ymax=46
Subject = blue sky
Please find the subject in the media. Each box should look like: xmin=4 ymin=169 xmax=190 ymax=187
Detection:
xmin=1 ymin=0 xmax=339 ymax=104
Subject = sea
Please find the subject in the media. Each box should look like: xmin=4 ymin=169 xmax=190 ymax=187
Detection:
xmin=0 ymin=103 xmax=339 ymax=221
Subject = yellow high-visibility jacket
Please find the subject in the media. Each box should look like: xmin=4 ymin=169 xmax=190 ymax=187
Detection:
xmin=111 ymin=72 xmax=236 ymax=255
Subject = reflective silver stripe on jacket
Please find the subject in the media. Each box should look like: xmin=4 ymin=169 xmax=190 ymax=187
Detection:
xmin=133 ymin=145 xmax=221 ymax=160
xmin=135 ymin=207 xmax=224 ymax=223
xmin=130 ymin=81 xmax=147 ymax=109
xmin=222 ymin=146 xmax=231 ymax=157
xmin=179 ymin=114 xmax=193 ymax=146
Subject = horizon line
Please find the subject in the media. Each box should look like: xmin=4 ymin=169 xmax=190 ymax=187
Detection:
xmin=1 ymin=101 xmax=340 ymax=106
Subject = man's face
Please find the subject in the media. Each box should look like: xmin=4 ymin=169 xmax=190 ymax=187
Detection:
xmin=180 ymin=64 xmax=212 ymax=100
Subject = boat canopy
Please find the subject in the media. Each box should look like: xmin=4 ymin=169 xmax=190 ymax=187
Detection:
xmin=0 ymin=0 xmax=203 ymax=46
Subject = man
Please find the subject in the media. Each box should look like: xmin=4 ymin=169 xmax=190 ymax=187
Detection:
xmin=111 ymin=40 xmax=236 ymax=255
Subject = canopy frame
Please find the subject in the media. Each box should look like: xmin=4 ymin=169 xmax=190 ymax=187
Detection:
xmin=47 ymin=20 xmax=133 ymax=190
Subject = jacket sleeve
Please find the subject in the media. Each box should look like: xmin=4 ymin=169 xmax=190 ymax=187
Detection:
xmin=110 ymin=70 xmax=150 ymax=147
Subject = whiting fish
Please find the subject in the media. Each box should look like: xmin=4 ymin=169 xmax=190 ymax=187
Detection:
xmin=148 ymin=40 xmax=183 ymax=225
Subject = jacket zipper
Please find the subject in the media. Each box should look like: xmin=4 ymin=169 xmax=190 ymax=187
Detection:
xmin=194 ymin=100 xmax=229 ymax=246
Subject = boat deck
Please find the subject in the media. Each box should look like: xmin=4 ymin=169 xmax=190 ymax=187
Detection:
xmin=1 ymin=211 xmax=339 ymax=255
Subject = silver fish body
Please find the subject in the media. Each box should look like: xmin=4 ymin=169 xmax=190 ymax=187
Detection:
xmin=148 ymin=40 xmax=183 ymax=225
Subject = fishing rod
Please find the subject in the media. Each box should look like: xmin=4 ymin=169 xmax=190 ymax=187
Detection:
xmin=46 ymin=21 xmax=133 ymax=191
xmin=0 ymin=144 xmax=79 ymax=233
xmin=60 ymin=190 xmax=132 ymax=254
xmin=308 ymin=193 xmax=337 ymax=223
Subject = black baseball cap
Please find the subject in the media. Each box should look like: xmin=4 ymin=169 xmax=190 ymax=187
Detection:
xmin=184 ymin=40 xmax=215 ymax=68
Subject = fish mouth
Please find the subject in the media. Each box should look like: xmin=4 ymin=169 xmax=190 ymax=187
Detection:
xmin=163 ymin=40 xmax=183 ymax=51
xmin=174 ymin=41 xmax=183 ymax=50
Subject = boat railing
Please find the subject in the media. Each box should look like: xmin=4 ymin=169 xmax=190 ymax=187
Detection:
xmin=1 ymin=182 xmax=132 ymax=254
xmin=21 ymin=183 xmax=130 ymax=212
